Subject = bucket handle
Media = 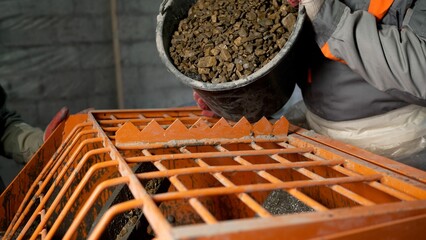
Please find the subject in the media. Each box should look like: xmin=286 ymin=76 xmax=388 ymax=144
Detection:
xmin=160 ymin=0 xmax=172 ymax=15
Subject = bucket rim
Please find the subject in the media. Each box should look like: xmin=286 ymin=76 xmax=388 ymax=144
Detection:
xmin=156 ymin=2 xmax=306 ymax=91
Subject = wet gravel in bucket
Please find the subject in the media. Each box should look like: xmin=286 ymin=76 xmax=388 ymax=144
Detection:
xmin=169 ymin=0 xmax=298 ymax=83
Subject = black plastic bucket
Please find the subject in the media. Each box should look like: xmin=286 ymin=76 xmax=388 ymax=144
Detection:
xmin=156 ymin=0 xmax=313 ymax=122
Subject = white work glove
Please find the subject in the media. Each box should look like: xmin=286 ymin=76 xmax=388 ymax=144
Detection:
xmin=287 ymin=0 xmax=325 ymax=20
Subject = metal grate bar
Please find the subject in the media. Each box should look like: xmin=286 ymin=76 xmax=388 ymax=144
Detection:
xmin=330 ymin=159 xmax=418 ymax=201
xmin=278 ymin=142 xmax=418 ymax=201
xmin=93 ymin=109 xmax=202 ymax=120
xmin=45 ymin=161 xmax=119 ymax=239
xmin=126 ymin=148 xmax=313 ymax=163
xmin=136 ymin=159 xmax=345 ymax=179
xmin=88 ymin=199 xmax=145 ymax=240
xmin=16 ymin=132 xmax=101 ymax=240
xmin=31 ymin=148 xmax=111 ymax=239
xmin=88 ymin=114 xmax=174 ymax=240
xmin=3 ymin=108 xmax=425 ymax=240
xmin=142 ymin=149 xmax=218 ymax=224
xmin=3 ymin=122 xmax=93 ymax=238
xmin=25 ymin=137 xmax=104 ymax=240
xmin=63 ymin=177 xmax=130 ymax=239
xmin=152 ymin=175 xmax=383 ymax=202
xmin=98 ymin=117 xmax=212 ymax=125
xmin=109 ymin=114 xmax=124 ymax=128
xmin=214 ymin=144 xmax=329 ymax=211
xmin=119 ymin=137 xmax=288 ymax=150
xmin=180 ymin=147 xmax=272 ymax=218
xmin=251 ymin=142 xmax=378 ymax=206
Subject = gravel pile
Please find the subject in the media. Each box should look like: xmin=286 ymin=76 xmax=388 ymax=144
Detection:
xmin=170 ymin=0 xmax=298 ymax=83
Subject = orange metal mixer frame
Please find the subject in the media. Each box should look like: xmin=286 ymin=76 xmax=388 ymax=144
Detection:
xmin=1 ymin=107 xmax=425 ymax=239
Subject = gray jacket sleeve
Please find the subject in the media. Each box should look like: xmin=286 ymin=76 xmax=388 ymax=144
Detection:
xmin=0 ymin=117 xmax=44 ymax=163
xmin=0 ymin=89 xmax=43 ymax=163
xmin=312 ymin=0 xmax=426 ymax=102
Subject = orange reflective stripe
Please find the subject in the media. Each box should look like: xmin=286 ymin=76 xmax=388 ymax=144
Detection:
xmin=368 ymin=0 xmax=394 ymax=20
xmin=320 ymin=43 xmax=346 ymax=64
xmin=320 ymin=0 xmax=394 ymax=63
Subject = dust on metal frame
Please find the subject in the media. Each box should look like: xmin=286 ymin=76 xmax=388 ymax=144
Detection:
xmin=1 ymin=107 xmax=426 ymax=240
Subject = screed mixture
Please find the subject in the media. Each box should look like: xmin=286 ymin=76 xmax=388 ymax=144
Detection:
xmin=170 ymin=0 xmax=298 ymax=83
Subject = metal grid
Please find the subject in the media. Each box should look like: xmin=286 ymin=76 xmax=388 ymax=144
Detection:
xmin=1 ymin=107 xmax=426 ymax=240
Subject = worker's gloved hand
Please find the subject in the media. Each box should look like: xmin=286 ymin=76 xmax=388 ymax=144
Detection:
xmin=193 ymin=91 xmax=218 ymax=118
xmin=43 ymin=107 xmax=69 ymax=141
xmin=287 ymin=0 xmax=300 ymax=7
xmin=287 ymin=0 xmax=325 ymax=20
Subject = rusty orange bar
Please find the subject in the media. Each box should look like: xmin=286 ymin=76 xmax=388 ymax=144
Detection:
xmin=117 ymin=137 xmax=288 ymax=150
xmin=9 ymin=132 xmax=99 ymax=240
xmin=99 ymin=116 xmax=210 ymax=126
xmin=88 ymin=199 xmax=145 ymax=240
xmin=126 ymin=147 xmax=313 ymax=163
xmin=30 ymin=148 xmax=111 ymax=240
xmin=330 ymin=159 xmax=418 ymax=201
xmin=17 ymin=137 xmax=103 ymax=240
xmin=278 ymin=141 xmax=419 ymax=201
xmin=45 ymin=160 xmax=119 ymax=239
xmin=252 ymin=143 xmax=377 ymax=207
xmin=2 ymin=122 xmax=93 ymax=239
xmin=63 ymin=177 xmax=130 ymax=240
xmin=170 ymin=200 xmax=426 ymax=239
xmin=160 ymin=172 xmax=218 ymax=224
xmin=91 ymin=107 xmax=202 ymax=118
xmin=98 ymin=117 xmax=205 ymax=126
xmin=286 ymin=136 xmax=426 ymax=198
xmin=4 ymin=109 xmax=426 ymax=239
xmin=89 ymin=113 xmax=174 ymax=240
xmin=142 ymin=149 xmax=218 ymax=224
xmin=181 ymin=147 xmax=272 ymax=218
xmin=137 ymin=159 xmax=344 ymax=179
xmin=152 ymin=175 xmax=383 ymax=202
xmin=288 ymin=130 xmax=426 ymax=183
xmin=215 ymin=144 xmax=329 ymax=212
xmin=38 ymin=194 xmax=46 ymax=239
xmin=278 ymin=157 xmax=376 ymax=206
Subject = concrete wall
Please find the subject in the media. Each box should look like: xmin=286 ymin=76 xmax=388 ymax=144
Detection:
xmin=0 ymin=0 xmax=194 ymax=185
xmin=0 ymin=0 xmax=193 ymax=129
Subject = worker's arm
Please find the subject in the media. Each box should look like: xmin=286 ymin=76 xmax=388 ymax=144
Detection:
xmin=0 ymin=85 xmax=69 ymax=164
xmin=309 ymin=0 xmax=426 ymax=103
xmin=0 ymin=107 xmax=44 ymax=163
xmin=0 ymin=106 xmax=69 ymax=163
